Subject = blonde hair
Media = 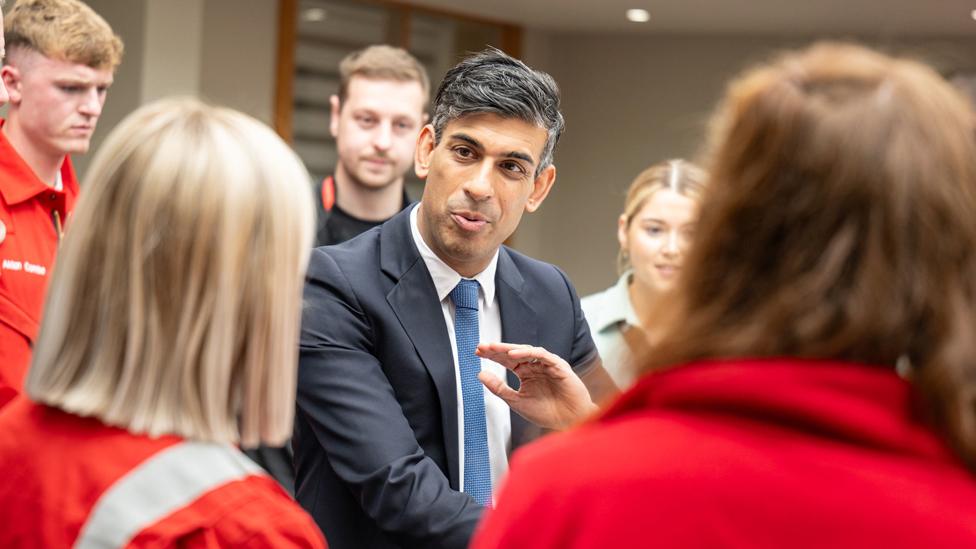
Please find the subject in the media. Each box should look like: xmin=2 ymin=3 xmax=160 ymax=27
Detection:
xmin=27 ymin=98 xmax=315 ymax=447
xmin=4 ymin=0 xmax=123 ymax=70
xmin=338 ymin=44 xmax=429 ymax=106
xmin=618 ymin=159 xmax=706 ymax=273
xmin=647 ymin=43 xmax=976 ymax=469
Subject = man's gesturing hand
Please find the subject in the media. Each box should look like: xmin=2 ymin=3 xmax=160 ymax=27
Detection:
xmin=476 ymin=342 xmax=597 ymax=430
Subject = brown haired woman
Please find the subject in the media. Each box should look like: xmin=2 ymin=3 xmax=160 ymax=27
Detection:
xmin=471 ymin=42 xmax=976 ymax=548
xmin=581 ymin=159 xmax=706 ymax=388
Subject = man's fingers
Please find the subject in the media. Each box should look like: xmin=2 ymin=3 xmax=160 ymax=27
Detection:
xmin=508 ymin=346 xmax=556 ymax=362
xmin=477 ymin=344 xmax=573 ymax=385
xmin=477 ymin=348 xmax=538 ymax=370
xmin=507 ymin=347 xmax=571 ymax=373
xmin=477 ymin=342 xmax=530 ymax=355
xmin=479 ymin=371 xmax=519 ymax=404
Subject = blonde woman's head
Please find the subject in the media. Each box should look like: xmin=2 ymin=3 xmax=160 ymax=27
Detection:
xmin=617 ymin=159 xmax=706 ymax=295
xmin=27 ymin=97 xmax=315 ymax=447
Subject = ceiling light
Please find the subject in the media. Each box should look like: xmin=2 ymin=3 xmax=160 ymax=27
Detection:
xmin=971 ymin=9 xmax=976 ymax=20
xmin=302 ymin=8 xmax=327 ymax=22
xmin=626 ymin=9 xmax=651 ymax=23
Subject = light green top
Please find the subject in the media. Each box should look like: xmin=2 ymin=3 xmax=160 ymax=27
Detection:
xmin=580 ymin=272 xmax=640 ymax=389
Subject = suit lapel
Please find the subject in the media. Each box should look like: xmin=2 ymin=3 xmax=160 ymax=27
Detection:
xmin=496 ymin=248 xmax=541 ymax=451
xmin=381 ymin=209 xmax=461 ymax=489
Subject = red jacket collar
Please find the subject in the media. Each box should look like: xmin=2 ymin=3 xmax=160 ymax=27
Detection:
xmin=0 ymin=118 xmax=79 ymax=206
xmin=602 ymin=357 xmax=955 ymax=463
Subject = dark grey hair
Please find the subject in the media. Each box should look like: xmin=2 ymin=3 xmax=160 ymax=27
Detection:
xmin=431 ymin=47 xmax=564 ymax=176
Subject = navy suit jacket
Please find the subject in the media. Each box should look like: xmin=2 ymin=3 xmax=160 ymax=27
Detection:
xmin=294 ymin=207 xmax=600 ymax=549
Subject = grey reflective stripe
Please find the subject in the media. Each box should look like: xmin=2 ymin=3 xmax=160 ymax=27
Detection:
xmin=74 ymin=441 xmax=265 ymax=549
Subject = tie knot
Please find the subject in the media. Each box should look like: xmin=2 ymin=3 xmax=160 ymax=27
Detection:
xmin=450 ymin=279 xmax=480 ymax=310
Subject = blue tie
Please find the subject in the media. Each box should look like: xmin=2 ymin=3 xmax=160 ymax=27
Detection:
xmin=450 ymin=279 xmax=492 ymax=506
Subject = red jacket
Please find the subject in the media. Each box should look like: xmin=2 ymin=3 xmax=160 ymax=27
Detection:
xmin=0 ymin=398 xmax=328 ymax=548
xmin=0 ymin=120 xmax=79 ymax=408
xmin=473 ymin=357 xmax=976 ymax=548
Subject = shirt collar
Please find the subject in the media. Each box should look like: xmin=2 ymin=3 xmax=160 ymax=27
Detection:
xmin=410 ymin=203 xmax=498 ymax=304
xmin=590 ymin=271 xmax=641 ymax=332
xmin=0 ymin=119 xmax=71 ymax=205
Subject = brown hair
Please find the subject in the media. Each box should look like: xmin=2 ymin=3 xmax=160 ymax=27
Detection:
xmin=645 ymin=43 xmax=976 ymax=468
xmin=337 ymin=44 xmax=429 ymax=106
xmin=4 ymin=0 xmax=123 ymax=70
xmin=618 ymin=158 xmax=706 ymax=273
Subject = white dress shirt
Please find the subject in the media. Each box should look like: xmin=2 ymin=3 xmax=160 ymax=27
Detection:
xmin=409 ymin=204 xmax=510 ymax=497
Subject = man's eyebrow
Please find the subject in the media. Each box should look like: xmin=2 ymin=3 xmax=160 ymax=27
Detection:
xmin=449 ymin=132 xmax=483 ymax=150
xmin=53 ymin=76 xmax=114 ymax=87
xmin=54 ymin=77 xmax=94 ymax=84
xmin=449 ymin=132 xmax=536 ymax=166
xmin=504 ymin=150 xmax=535 ymax=165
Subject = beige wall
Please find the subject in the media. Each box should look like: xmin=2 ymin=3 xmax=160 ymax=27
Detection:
xmin=519 ymin=33 xmax=976 ymax=295
xmin=142 ymin=0 xmax=205 ymax=102
xmin=75 ymin=0 xmax=279 ymax=177
xmin=72 ymin=0 xmax=147 ymax=177
xmin=200 ymin=0 xmax=279 ymax=124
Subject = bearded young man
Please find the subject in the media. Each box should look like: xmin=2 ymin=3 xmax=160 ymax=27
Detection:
xmin=313 ymin=44 xmax=429 ymax=246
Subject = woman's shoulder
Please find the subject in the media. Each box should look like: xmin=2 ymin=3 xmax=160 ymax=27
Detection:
xmin=581 ymin=273 xmax=632 ymax=326
xmin=130 ymin=472 xmax=327 ymax=548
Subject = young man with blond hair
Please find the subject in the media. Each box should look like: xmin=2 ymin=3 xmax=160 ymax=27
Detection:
xmin=0 ymin=0 xmax=122 ymax=408
xmin=313 ymin=44 xmax=429 ymax=246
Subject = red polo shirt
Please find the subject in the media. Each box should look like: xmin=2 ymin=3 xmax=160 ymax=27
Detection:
xmin=0 ymin=119 xmax=78 ymax=408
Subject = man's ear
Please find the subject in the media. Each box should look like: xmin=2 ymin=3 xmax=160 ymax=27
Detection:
xmin=2 ymin=66 xmax=23 ymax=106
xmin=525 ymin=164 xmax=556 ymax=213
xmin=414 ymin=124 xmax=436 ymax=180
xmin=329 ymin=94 xmax=340 ymax=138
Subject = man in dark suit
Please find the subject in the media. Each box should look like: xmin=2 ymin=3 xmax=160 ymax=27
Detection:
xmin=294 ymin=48 xmax=615 ymax=549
